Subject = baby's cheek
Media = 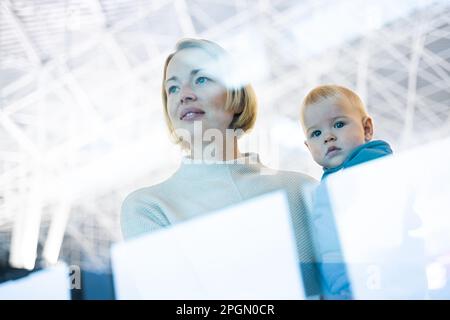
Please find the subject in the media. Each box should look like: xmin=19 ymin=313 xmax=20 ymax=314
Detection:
xmin=337 ymin=152 xmax=349 ymax=165
xmin=315 ymin=151 xmax=325 ymax=164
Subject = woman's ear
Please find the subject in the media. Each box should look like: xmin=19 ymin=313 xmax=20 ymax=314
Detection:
xmin=363 ymin=116 xmax=374 ymax=142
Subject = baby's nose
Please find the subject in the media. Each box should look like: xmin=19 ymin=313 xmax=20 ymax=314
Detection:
xmin=325 ymin=134 xmax=336 ymax=143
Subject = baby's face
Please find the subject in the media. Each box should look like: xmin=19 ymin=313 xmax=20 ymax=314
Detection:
xmin=303 ymin=99 xmax=371 ymax=169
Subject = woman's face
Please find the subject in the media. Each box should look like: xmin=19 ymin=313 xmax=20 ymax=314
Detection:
xmin=165 ymin=48 xmax=234 ymax=140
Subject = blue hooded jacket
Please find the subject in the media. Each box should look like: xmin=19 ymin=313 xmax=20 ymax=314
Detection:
xmin=322 ymin=140 xmax=393 ymax=180
xmin=312 ymin=140 xmax=393 ymax=299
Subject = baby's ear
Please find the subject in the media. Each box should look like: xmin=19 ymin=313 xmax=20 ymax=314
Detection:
xmin=363 ymin=116 xmax=374 ymax=141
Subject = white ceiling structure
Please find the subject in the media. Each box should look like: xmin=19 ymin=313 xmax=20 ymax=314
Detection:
xmin=0 ymin=0 xmax=449 ymax=270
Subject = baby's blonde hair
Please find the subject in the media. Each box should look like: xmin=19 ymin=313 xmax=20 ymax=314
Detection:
xmin=300 ymin=85 xmax=368 ymax=126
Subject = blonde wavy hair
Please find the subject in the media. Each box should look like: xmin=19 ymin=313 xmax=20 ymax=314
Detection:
xmin=300 ymin=84 xmax=369 ymax=127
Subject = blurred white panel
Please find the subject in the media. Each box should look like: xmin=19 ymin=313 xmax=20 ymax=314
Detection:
xmin=0 ymin=263 xmax=70 ymax=300
xmin=111 ymin=191 xmax=304 ymax=299
xmin=327 ymin=136 xmax=450 ymax=299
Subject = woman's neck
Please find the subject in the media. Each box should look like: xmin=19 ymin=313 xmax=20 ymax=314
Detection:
xmin=188 ymin=136 xmax=241 ymax=162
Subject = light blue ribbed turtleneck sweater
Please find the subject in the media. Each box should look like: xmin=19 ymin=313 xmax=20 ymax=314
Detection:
xmin=121 ymin=153 xmax=320 ymax=296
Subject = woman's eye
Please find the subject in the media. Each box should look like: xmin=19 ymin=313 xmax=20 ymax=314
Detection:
xmin=168 ymin=86 xmax=179 ymax=94
xmin=195 ymin=76 xmax=208 ymax=85
xmin=311 ymin=130 xmax=321 ymax=138
xmin=334 ymin=121 xmax=345 ymax=128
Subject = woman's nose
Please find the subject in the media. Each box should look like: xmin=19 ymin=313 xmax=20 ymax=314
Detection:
xmin=180 ymin=85 xmax=197 ymax=104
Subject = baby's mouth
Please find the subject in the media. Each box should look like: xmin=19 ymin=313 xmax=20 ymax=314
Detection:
xmin=326 ymin=146 xmax=341 ymax=156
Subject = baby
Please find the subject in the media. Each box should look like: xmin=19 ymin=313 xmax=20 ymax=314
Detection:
xmin=300 ymin=85 xmax=393 ymax=299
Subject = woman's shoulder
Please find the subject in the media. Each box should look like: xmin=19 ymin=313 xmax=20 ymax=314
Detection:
xmin=247 ymin=164 xmax=318 ymax=199
xmin=122 ymin=185 xmax=156 ymax=205
xmin=278 ymin=168 xmax=317 ymax=182
xmin=259 ymin=164 xmax=318 ymax=185
xmin=122 ymin=178 xmax=177 ymax=208
xmin=121 ymin=182 xmax=175 ymax=239
xmin=120 ymin=180 xmax=177 ymax=234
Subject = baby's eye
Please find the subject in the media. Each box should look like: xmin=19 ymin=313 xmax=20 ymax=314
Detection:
xmin=167 ymin=85 xmax=179 ymax=95
xmin=310 ymin=130 xmax=321 ymax=138
xmin=195 ymin=76 xmax=209 ymax=85
xmin=334 ymin=121 xmax=345 ymax=129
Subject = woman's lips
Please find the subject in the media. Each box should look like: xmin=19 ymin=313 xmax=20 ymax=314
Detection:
xmin=180 ymin=107 xmax=205 ymax=121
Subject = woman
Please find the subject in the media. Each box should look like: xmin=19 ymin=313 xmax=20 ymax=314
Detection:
xmin=121 ymin=38 xmax=319 ymax=295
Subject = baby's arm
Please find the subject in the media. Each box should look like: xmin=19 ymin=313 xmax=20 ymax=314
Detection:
xmin=311 ymin=182 xmax=352 ymax=299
